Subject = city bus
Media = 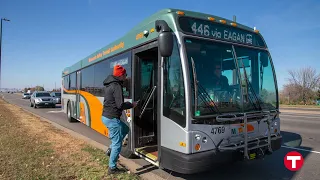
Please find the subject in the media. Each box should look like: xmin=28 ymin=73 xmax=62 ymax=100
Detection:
xmin=61 ymin=8 xmax=282 ymax=174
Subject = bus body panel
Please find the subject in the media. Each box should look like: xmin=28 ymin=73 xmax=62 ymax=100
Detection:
xmin=79 ymin=95 xmax=90 ymax=126
xmin=160 ymin=116 xmax=190 ymax=154
xmin=62 ymin=89 xmax=134 ymax=138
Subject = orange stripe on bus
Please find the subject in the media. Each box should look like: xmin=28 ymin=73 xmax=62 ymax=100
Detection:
xmin=78 ymin=91 xmax=109 ymax=137
xmin=63 ymin=87 xmax=109 ymax=137
xmin=80 ymin=102 xmax=86 ymax=125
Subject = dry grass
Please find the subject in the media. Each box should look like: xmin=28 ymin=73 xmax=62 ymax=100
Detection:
xmin=280 ymin=104 xmax=320 ymax=108
xmin=0 ymin=98 xmax=139 ymax=180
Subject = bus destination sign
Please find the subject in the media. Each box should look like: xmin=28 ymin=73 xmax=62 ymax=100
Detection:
xmin=178 ymin=17 xmax=265 ymax=47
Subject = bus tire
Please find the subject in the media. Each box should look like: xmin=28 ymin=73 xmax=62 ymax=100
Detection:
xmin=67 ymin=102 xmax=75 ymax=123
xmin=120 ymin=123 xmax=136 ymax=159
xmin=106 ymin=138 xmax=134 ymax=158
xmin=120 ymin=138 xmax=135 ymax=158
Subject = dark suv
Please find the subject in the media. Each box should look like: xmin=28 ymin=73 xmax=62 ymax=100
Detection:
xmin=30 ymin=91 xmax=56 ymax=108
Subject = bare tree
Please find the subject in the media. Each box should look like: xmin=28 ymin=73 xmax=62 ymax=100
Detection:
xmin=34 ymin=86 xmax=44 ymax=91
xmin=287 ymin=67 xmax=320 ymax=104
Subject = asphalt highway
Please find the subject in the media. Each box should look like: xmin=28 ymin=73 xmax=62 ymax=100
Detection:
xmin=1 ymin=93 xmax=320 ymax=180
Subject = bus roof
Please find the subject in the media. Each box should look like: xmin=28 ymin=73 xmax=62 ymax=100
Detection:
xmin=62 ymin=8 xmax=260 ymax=76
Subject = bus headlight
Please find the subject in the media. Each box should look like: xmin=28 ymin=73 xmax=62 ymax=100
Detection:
xmin=195 ymin=134 xmax=201 ymax=141
xmin=273 ymin=121 xmax=278 ymax=126
xmin=202 ymin=137 xmax=207 ymax=143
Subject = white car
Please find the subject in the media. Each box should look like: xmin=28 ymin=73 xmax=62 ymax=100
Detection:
xmin=22 ymin=93 xmax=31 ymax=99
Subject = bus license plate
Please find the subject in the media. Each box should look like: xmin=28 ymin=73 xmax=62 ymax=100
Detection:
xmin=45 ymin=103 xmax=48 ymax=105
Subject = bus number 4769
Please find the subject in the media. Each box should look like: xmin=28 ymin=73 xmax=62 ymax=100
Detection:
xmin=211 ymin=126 xmax=225 ymax=134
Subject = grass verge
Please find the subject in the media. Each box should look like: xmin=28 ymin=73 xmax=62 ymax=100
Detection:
xmin=0 ymin=98 xmax=139 ymax=180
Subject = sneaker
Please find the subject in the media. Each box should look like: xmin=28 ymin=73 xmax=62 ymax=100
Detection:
xmin=107 ymin=167 xmax=123 ymax=175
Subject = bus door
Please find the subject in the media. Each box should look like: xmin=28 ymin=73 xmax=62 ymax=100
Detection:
xmin=75 ymin=71 xmax=81 ymax=121
xmin=132 ymin=41 xmax=159 ymax=163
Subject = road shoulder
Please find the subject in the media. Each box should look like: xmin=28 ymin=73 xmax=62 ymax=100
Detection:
xmin=0 ymin=96 xmax=164 ymax=180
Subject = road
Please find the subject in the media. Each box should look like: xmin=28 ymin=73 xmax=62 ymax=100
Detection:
xmin=2 ymin=93 xmax=320 ymax=180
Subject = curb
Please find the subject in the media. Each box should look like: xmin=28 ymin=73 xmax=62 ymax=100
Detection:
xmin=0 ymin=96 xmax=164 ymax=180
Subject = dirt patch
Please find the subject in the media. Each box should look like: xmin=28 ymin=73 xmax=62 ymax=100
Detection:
xmin=0 ymin=98 xmax=139 ymax=180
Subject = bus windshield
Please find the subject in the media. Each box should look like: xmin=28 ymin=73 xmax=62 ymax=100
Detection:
xmin=184 ymin=37 xmax=278 ymax=117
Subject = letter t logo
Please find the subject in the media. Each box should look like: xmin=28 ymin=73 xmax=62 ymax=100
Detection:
xmin=284 ymin=151 xmax=304 ymax=171
xmin=287 ymin=156 xmax=301 ymax=168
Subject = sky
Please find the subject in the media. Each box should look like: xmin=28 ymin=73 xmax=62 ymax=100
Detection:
xmin=0 ymin=0 xmax=319 ymax=91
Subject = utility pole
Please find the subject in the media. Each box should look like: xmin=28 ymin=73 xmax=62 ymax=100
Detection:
xmin=0 ymin=18 xmax=10 ymax=92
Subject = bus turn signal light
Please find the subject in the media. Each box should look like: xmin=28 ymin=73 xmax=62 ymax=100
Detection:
xmin=176 ymin=11 xmax=185 ymax=15
xmin=219 ymin=20 xmax=226 ymax=24
xmin=231 ymin=22 xmax=237 ymax=27
xmin=208 ymin=17 xmax=215 ymax=21
xmin=195 ymin=144 xmax=201 ymax=151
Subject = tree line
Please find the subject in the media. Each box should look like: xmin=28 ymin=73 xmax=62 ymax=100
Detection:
xmin=24 ymin=86 xmax=61 ymax=93
xmin=280 ymin=67 xmax=320 ymax=105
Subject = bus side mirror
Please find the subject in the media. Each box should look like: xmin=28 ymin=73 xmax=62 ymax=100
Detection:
xmin=156 ymin=20 xmax=173 ymax=57
xmin=158 ymin=32 xmax=173 ymax=57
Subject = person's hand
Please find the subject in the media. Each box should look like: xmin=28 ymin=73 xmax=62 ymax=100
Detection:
xmin=132 ymin=101 xmax=138 ymax=108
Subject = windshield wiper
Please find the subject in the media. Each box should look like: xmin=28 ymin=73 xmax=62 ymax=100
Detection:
xmin=191 ymin=57 xmax=199 ymax=114
xmin=231 ymin=45 xmax=262 ymax=111
xmin=197 ymin=83 xmax=221 ymax=114
xmin=190 ymin=57 xmax=221 ymax=115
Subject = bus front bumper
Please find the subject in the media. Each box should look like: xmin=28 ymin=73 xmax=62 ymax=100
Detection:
xmin=160 ymin=135 xmax=282 ymax=174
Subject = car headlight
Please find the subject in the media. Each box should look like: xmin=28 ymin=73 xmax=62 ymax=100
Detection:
xmin=35 ymin=98 xmax=41 ymax=102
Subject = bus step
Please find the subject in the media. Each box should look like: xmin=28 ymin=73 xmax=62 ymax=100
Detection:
xmin=138 ymin=135 xmax=155 ymax=146
xmin=135 ymin=145 xmax=158 ymax=161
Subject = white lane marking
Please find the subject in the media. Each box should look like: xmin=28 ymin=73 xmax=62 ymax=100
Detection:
xmin=281 ymin=145 xmax=320 ymax=154
xmin=47 ymin=110 xmax=64 ymax=113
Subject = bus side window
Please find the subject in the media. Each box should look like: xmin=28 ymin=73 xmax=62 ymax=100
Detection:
xmin=163 ymin=38 xmax=186 ymax=128
xmin=64 ymin=75 xmax=70 ymax=90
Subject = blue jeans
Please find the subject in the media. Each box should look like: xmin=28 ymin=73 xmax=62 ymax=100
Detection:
xmin=101 ymin=116 xmax=129 ymax=169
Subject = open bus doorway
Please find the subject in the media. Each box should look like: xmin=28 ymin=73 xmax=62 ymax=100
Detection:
xmin=133 ymin=44 xmax=159 ymax=163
